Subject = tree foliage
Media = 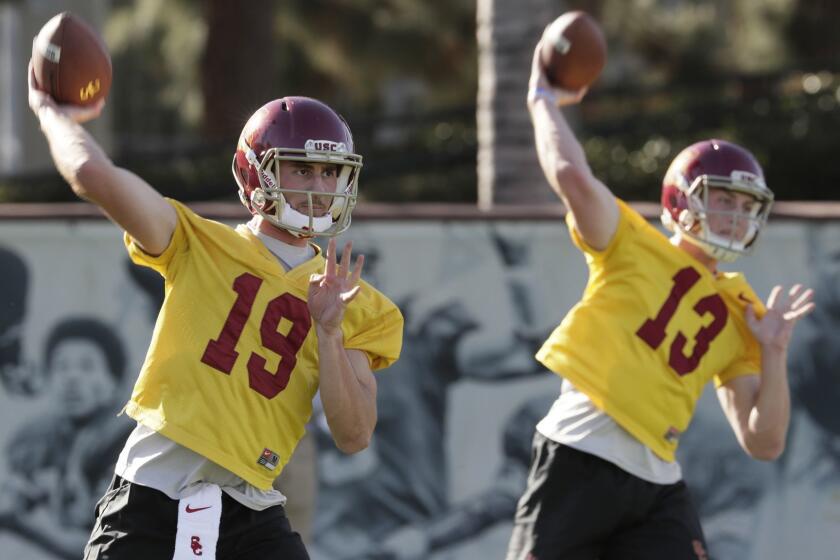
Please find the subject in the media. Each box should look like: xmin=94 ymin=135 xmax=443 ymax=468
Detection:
xmin=2 ymin=0 xmax=837 ymax=203
xmin=567 ymin=0 xmax=840 ymax=201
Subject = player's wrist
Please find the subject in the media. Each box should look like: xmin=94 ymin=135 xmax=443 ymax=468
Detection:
xmin=528 ymin=86 xmax=558 ymax=107
xmin=36 ymin=101 xmax=56 ymax=124
xmin=760 ymin=342 xmax=788 ymax=361
xmin=314 ymin=322 xmax=343 ymax=340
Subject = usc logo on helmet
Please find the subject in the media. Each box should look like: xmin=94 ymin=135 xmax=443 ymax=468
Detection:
xmin=304 ymin=139 xmax=348 ymax=153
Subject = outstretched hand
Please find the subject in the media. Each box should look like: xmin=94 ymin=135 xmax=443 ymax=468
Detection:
xmin=746 ymin=284 xmax=815 ymax=352
xmin=527 ymin=38 xmax=588 ymax=108
xmin=28 ymin=58 xmax=104 ymax=123
xmin=308 ymin=239 xmax=364 ymax=335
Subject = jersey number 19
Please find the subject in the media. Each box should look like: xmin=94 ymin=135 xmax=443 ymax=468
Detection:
xmin=201 ymin=272 xmax=311 ymax=398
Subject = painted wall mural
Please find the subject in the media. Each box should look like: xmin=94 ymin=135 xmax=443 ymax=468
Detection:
xmin=0 ymin=215 xmax=837 ymax=560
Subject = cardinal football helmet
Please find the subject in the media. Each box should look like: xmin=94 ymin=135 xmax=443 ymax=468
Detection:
xmin=661 ymin=139 xmax=774 ymax=262
xmin=233 ymin=97 xmax=362 ymax=237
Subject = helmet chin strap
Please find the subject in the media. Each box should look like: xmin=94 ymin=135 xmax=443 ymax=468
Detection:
xmin=675 ymin=227 xmax=741 ymax=263
xmin=278 ymin=202 xmax=333 ymax=234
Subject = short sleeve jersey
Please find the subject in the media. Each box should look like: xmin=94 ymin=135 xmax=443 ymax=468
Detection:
xmin=536 ymin=199 xmax=763 ymax=461
xmin=123 ymin=200 xmax=403 ymax=489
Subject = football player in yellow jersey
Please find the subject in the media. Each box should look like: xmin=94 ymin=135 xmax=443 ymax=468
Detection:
xmin=28 ymin=60 xmax=403 ymax=559
xmin=505 ymin=40 xmax=816 ymax=560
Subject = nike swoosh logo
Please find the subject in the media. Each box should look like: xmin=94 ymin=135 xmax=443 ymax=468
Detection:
xmin=738 ymin=292 xmax=752 ymax=304
xmin=185 ymin=505 xmax=212 ymax=513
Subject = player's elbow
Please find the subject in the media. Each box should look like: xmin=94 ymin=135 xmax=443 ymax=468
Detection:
xmin=70 ymin=158 xmax=113 ymax=201
xmin=328 ymin=415 xmax=374 ymax=454
xmin=552 ymin=162 xmax=592 ymax=202
xmin=333 ymin=431 xmax=371 ymax=455
xmin=744 ymin=435 xmax=786 ymax=462
xmin=756 ymin=443 xmax=785 ymax=462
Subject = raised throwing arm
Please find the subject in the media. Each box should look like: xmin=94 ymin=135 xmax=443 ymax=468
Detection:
xmin=526 ymin=39 xmax=618 ymax=251
xmin=28 ymin=61 xmax=176 ymax=256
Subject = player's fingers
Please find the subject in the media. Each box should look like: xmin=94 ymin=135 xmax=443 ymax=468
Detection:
xmin=532 ymin=38 xmax=543 ymax=71
xmin=349 ymin=254 xmax=364 ymax=287
xmin=785 ymin=301 xmax=816 ymax=321
xmin=552 ymin=85 xmax=589 ymax=107
xmin=766 ymin=285 xmax=783 ymax=309
xmin=325 ymin=238 xmax=337 ymax=277
xmin=28 ymin=39 xmax=46 ymax=93
xmin=27 ymin=60 xmax=46 ymax=98
xmin=65 ymin=99 xmax=105 ymax=123
xmin=529 ymin=39 xmax=550 ymax=91
xmin=339 ymin=241 xmax=352 ymax=278
xmin=791 ymin=288 xmax=814 ymax=310
xmin=30 ymin=37 xmax=39 ymax=71
xmin=340 ymin=285 xmax=361 ymax=304
xmin=27 ymin=60 xmax=55 ymax=115
xmin=309 ymin=273 xmax=325 ymax=287
xmin=28 ymin=59 xmax=37 ymax=89
xmin=785 ymin=283 xmax=803 ymax=306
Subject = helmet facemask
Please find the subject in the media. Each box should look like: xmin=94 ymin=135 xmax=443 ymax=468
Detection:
xmin=664 ymin=171 xmax=773 ymax=263
xmin=234 ymin=143 xmax=362 ymax=239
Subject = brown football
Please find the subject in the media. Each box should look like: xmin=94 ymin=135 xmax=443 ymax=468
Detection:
xmin=540 ymin=11 xmax=607 ymax=91
xmin=32 ymin=12 xmax=112 ymax=106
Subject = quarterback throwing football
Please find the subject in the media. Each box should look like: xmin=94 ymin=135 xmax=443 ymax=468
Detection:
xmin=505 ymin=41 xmax=816 ymax=560
xmin=28 ymin=62 xmax=403 ymax=559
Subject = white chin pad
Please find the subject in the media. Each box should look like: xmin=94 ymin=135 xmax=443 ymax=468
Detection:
xmin=280 ymin=203 xmax=333 ymax=233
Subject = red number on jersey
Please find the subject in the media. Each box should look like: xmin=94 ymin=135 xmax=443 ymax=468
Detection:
xmin=248 ymin=293 xmax=311 ymax=398
xmin=201 ymin=273 xmax=311 ymax=398
xmin=201 ymin=273 xmax=262 ymax=373
xmin=636 ymin=266 xmax=728 ymax=376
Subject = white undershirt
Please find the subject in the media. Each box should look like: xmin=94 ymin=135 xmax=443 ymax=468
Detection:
xmin=249 ymin=219 xmax=316 ymax=270
xmin=116 ymin=223 xmax=316 ymax=510
xmin=537 ymin=378 xmax=682 ymax=484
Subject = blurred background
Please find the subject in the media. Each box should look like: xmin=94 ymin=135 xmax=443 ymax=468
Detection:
xmin=1 ymin=0 xmax=838 ymax=205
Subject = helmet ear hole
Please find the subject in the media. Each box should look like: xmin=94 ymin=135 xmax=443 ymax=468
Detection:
xmin=248 ymin=167 xmax=260 ymax=189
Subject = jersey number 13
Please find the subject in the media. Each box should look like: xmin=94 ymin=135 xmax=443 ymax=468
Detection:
xmin=636 ymin=266 xmax=728 ymax=376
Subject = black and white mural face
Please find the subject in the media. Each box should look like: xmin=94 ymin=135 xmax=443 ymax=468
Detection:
xmin=0 ymin=215 xmax=837 ymax=560
xmin=0 ymin=224 xmax=157 ymax=560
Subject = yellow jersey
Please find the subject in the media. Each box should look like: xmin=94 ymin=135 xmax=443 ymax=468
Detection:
xmin=123 ymin=200 xmax=403 ymax=489
xmin=537 ymin=199 xmax=763 ymax=461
